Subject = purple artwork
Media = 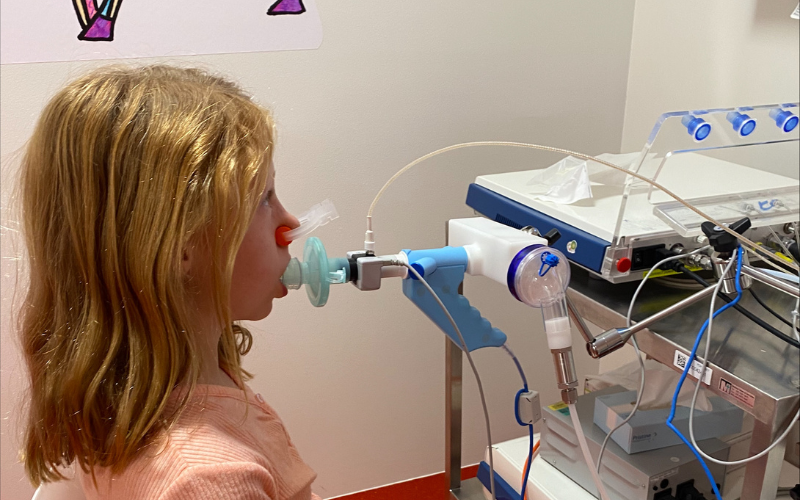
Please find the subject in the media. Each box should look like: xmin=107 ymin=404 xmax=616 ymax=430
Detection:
xmin=73 ymin=0 xmax=121 ymax=41
xmin=267 ymin=0 xmax=306 ymax=15
xmin=71 ymin=0 xmax=305 ymax=43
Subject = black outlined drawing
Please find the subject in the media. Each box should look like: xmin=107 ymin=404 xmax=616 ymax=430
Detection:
xmin=73 ymin=0 xmax=122 ymax=41
xmin=267 ymin=0 xmax=306 ymax=15
xmin=71 ymin=0 xmax=305 ymax=43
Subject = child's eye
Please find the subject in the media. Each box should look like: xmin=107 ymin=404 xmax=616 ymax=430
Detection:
xmin=262 ymin=190 xmax=275 ymax=206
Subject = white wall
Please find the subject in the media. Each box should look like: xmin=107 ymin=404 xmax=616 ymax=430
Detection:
xmin=621 ymin=0 xmax=800 ymax=157
xmin=0 ymin=2 xmax=637 ymax=499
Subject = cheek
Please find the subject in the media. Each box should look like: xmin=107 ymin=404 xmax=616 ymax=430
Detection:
xmin=235 ymin=231 xmax=276 ymax=280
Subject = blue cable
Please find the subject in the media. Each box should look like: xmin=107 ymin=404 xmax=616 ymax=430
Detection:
xmin=507 ymin=344 xmax=534 ymax=500
xmin=521 ymin=423 xmax=534 ymax=500
xmin=513 ymin=387 xmax=535 ymax=500
xmin=666 ymin=248 xmax=743 ymax=500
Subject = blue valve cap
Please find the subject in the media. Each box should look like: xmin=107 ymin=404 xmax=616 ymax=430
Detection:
xmin=726 ymin=111 xmax=757 ymax=137
xmin=681 ymin=114 xmax=712 ymax=141
xmin=770 ymin=108 xmax=799 ymax=133
xmin=410 ymin=257 xmax=437 ymax=280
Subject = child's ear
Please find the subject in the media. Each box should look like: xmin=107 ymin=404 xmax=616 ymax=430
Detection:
xmin=182 ymin=248 xmax=191 ymax=275
xmin=181 ymin=244 xmax=196 ymax=278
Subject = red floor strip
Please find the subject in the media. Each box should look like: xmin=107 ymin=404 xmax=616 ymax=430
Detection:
xmin=333 ymin=465 xmax=480 ymax=500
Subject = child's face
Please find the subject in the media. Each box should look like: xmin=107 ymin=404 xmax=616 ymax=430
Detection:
xmin=230 ymin=169 xmax=299 ymax=321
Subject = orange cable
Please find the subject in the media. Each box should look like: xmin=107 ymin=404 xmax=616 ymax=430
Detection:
xmin=522 ymin=440 xmax=540 ymax=500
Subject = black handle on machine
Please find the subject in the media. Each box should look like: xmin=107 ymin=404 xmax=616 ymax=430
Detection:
xmin=701 ymin=217 xmax=751 ymax=254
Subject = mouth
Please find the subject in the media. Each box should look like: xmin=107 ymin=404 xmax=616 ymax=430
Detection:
xmin=279 ymin=282 xmax=288 ymax=298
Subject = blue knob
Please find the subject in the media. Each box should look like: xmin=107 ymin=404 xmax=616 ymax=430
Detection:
xmin=681 ymin=114 xmax=712 ymax=141
xmin=410 ymin=257 xmax=437 ymax=279
xmin=770 ymin=108 xmax=799 ymax=133
xmin=726 ymin=111 xmax=757 ymax=137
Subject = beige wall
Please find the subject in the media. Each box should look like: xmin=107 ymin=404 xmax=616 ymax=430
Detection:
xmin=1 ymin=2 xmax=637 ymax=498
xmin=621 ymin=0 xmax=800 ymax=175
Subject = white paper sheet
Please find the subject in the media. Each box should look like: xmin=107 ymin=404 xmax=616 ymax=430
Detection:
xmin=1 ymin=0 xmax=322 ymax=64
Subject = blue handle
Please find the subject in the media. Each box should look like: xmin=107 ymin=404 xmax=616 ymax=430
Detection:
xmin=402 ymin=247 xmax=508 ymax=352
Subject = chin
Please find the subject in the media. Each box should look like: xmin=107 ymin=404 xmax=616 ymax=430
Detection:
xmin=236 ymin=300 xmax=273 ymax=322
xmin=258 ymin=300 xmax=274 ymax=319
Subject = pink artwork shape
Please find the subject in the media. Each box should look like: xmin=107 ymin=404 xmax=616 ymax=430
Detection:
xmin=267 ymin=0 xmax=306 ymax=15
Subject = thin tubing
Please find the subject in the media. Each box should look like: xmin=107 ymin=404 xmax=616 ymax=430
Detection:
xmin=689 ymin=289 xmax=800 ymax=466
xmin=792 ymin=226 xmax=800 ymax=341
xmin=667 ymin=250 xmax=742 ymax=500
xmin=569 ymin=403 xmax=611 ymax=500
xmin=675 ymin=264 xmax=800 ymax=349
xmin=687 ymin=227 xmax=800 ymax=467
xmin=502 ymin=344 xmax=528 ymax=389
xmin=749 ymin=288 xmax=798 ymax=331
xmin=521 ymin=440 xmax=540 ymax=500
xmin=767 ymin=226 xmax=798 ymax=265
xmin=398 ymin=262 xmax=497 ymax=500
xmin=366 ymin=141 xmax=797 ymax=274
xmin=502 ymin=344 xmax=534 ymax=500
xmin=595 ymin=246 xmax=709 ymax=472
xmin=521 ymin=424 xmax=534 ymax=500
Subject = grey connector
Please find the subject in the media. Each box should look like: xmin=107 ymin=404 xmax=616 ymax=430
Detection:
xmin=347 ymin=251 xmax=406 ymax=291
xmin=687 ymin=253 xmax=713 ymax=271
xmin=345 ymin=251 xmax=386 ymax=291
xmin=517 ymin=390 xmax=542 ymax=425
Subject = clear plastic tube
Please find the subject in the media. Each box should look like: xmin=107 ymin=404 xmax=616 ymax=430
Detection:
xmin=283 ymin=199 xmax=338 ymax=242
xmin=569 ymin=404 xmax=611 ymax=500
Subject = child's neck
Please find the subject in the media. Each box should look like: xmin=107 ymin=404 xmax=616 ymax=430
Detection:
xmin=198 ymin=365 xmax=241 ymax=389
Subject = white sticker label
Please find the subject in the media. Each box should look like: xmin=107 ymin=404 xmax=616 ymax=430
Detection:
xmin=674 ymin=351 xmax=712 ymax=385
xmin=792 ymin=3 xmax=799 ymax=19
xmin=718 ymin=378 xmax=756 ymax=408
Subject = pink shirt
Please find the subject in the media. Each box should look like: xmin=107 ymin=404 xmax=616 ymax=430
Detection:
xmin=79 ymin=383 xmax=321 ymax=500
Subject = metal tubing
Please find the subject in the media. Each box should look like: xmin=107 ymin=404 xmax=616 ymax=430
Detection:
xmin=551 ymin=348 xmax=578 ymax=404
xmin=621 ymin=285 xmax=717 ymax=338
xmin=589 ymin=286 xmax=717 ymax=358
xmin=741 ymin=265 xmax=800 ymax=298
xmin=566 ymin=294 xmax=595 ymax=344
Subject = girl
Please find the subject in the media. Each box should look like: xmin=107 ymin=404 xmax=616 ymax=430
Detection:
xmin=17 ymin=64 xmax=321 ymax=499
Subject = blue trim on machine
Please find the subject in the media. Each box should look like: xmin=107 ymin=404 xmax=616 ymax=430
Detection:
xmin=466 ymin=183 xmax=610 ymax=273
xmin=476 ymin=461 xmax=521 ymax=500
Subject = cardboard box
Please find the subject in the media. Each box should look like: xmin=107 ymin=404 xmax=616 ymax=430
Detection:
xmin=593 ymin=389 xmax=743 ymax=454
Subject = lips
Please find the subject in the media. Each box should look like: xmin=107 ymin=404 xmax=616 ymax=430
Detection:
xmin=280 ymin=283 xmax=288 ymax=297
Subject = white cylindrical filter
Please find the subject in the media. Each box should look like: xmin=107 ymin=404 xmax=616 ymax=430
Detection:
xmin=543 ymin=297 xmax=571 ymax=350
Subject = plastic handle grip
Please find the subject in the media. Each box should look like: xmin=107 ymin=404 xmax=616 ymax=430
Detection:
xmin=402 ymin=263 xmax=507 ymax=352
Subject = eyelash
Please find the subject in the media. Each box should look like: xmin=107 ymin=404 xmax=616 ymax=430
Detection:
xmin=263 ymin=191 xmax=275 ymax=206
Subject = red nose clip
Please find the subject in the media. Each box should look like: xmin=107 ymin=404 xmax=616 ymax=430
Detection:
xmin=276 ymin=226 xmax=292 ymax=247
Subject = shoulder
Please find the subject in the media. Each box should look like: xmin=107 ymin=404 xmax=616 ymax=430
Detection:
xmin=80 ymin=384 xmax=316 ymax=500
xmin=159 ymin=461 xmax=277 ymax=500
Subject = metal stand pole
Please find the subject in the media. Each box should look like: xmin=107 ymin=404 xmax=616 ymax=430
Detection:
xmin=445 ymin=219 xmax=464 ymax=499
xmin=740 ymin=414 xmax=791 ymax=500
xmin=445 ymin=333 xmax=464 ymax=499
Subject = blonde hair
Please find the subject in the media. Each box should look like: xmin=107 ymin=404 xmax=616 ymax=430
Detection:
xmin=17 ymin=65 xmax=274 ymax=485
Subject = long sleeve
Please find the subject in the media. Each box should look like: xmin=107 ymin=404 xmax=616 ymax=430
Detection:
xmin=80 ymin=383 xmax=318 ymax=500
xmin=159 ymin=462 xmax=276 ymax=500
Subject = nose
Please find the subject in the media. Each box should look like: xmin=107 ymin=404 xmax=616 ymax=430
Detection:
xmin=275 ymin=207 xmax=301 ymax=247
